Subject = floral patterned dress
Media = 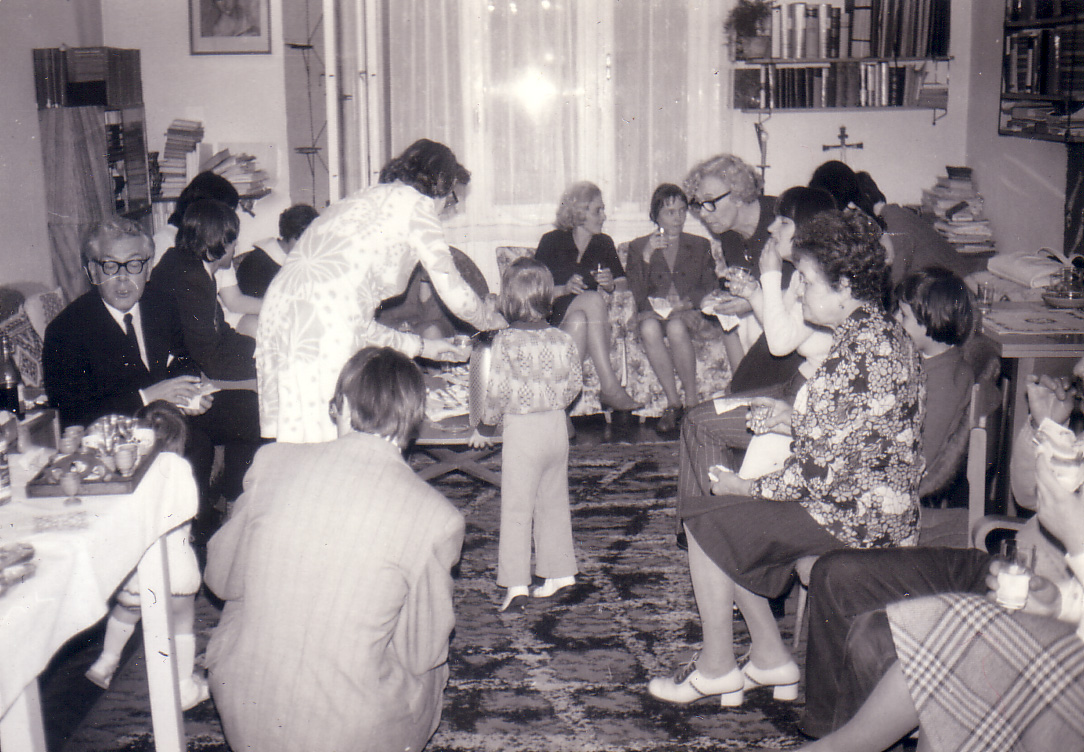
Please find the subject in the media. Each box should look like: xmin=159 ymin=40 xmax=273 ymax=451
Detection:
xmin=256 ymin=182 xmax=503 ymax=443
xmin=749 ymin=303 xmax=926 ymax=548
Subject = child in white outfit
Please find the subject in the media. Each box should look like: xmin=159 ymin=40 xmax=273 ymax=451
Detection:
xmin=471 ymin=258 xmax=583 ymax=612
xmin=85 ymin=401 xmax=209 ymax=710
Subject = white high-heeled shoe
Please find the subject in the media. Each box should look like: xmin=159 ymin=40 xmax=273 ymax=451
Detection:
xmin=499 ymin=585 xmax=530 ymax=612
xmin=648 ymin=655 xmax=745 ymax=707
xmin=531 ymin=576 xmax=575 ymax=599
xmin=741 ymin=660 xmax=800 ymax=701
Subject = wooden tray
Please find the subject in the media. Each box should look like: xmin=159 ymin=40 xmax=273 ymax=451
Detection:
xmin=25 ymin=446 xmax=160 ymax=498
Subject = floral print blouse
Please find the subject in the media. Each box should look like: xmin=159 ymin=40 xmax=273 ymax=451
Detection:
xmin=750 ymin=304 xmax=925 ymax=548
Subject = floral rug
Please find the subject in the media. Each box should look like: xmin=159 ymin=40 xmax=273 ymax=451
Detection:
xmin=60 ymin=442 xmax=810 ymax=751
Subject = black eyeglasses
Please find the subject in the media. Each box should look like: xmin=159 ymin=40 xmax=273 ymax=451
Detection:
xmin=91 ymin=257 xmax=152 ymax=277
xmin=445 ymin=190 xmax=459 ymax=210
xmin=690 ymin=190 xmax=732 ymax=214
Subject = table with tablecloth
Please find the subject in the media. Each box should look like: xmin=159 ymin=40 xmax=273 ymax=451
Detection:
xmin=0 ymin=450 xmax=198 ymax=752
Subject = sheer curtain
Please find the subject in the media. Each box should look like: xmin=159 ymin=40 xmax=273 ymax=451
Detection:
xmin=342 ymin=0 xmax=729 ymax=278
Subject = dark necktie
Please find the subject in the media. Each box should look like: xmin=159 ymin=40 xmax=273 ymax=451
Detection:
xmin=124 ymin=313 xmax=144 ymax=368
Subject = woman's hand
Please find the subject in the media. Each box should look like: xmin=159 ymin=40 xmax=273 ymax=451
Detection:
xmin=707 ymin=292 xmax=754 ymax=317
xmin=1026 ymin=373 xmax=1077 ymax=427
xmin=709 ymin=464 xmax=753 ymax=496
xmin=647 ymin=230 xmax=669 ymax=254
xmin=592 ymin=266 xmax=615 ymax=292
xmin=985 ymin=559 xmax=1062 ymax=618
xmin=1035 ymin=453 xmax=1084 ymax=556
xmin=561 ymin=274 xmax=589 ymax=297
xmin=420 ymin=336 xmax=471 ymax=362
xmin=760 ymin=242 xmax=783 ymax=276
xmin=748 ymin=396 xmax=792 ymax=435
xmin=468 ymin=429 xmax=495 ymax=449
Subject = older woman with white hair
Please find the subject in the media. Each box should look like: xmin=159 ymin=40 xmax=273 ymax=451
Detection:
xmin=536 ymin=181 xmax=638 ymax=411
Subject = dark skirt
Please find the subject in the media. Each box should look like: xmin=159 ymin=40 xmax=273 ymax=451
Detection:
xmin=682 ymin=494 xmax=845 ymax=598
xmin=728 ymin=332 xmax=805 ymax=395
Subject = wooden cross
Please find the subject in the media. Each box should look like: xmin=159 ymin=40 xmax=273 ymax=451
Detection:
xmin=822 ymin=126 xmax=864 ymax=163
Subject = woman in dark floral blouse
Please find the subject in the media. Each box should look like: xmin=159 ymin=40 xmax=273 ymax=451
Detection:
xmin=648 ymin=210 xmax=925 ymax=711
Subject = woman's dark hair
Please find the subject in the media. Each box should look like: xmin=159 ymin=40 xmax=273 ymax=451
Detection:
xmin=776 ymin=186 xmax=836 ymax=227
xmin=332 ymin=347 xmax=426 ymax=445
xmin=855 ymin=171 xmax=887 ymax=212
xmin=792 ymin=209 xmax=888 ymax=306
xmin=175 ymin=199 xmax=240 ymax=263
xmin=808 ymin=160 xmax=860 ymax=211
xmin=378 ymin=139 xmax=470 ymax=199
xmin=136 ymin=400 xmax=188 ymax=455
xmin=499 ymin=257 xmax=554 ymax=323
xmin=278 ymin=204 xmax=319 ymax=242
xmin=649 ymin=183 xmax=688 ymax=224
xmin=167 ymin=172 xmax=239 ymax=228
xmin=894 ymin=266 xmax=974 ymax=347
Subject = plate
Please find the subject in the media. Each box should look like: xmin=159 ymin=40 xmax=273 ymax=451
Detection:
xmin=1042 ymin=291 xmax=1084 ymax=308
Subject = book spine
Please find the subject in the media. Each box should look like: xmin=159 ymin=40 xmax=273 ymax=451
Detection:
xmin=805 ymin=5 xmax=819 ymax=60
xmin=792 ymin=2 xmax=807 ymax=59
xmin=819 ymin=3 xmax=832 ymax=58
xmin=771 ymin=5 xmax=783 ymax=58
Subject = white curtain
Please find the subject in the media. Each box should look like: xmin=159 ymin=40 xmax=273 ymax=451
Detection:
xmin=343 ymin=0 xmax=731 ymax=278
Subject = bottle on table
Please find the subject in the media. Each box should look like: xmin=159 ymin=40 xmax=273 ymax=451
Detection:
xmin=0 ymin=335 xmax=24 ymax=420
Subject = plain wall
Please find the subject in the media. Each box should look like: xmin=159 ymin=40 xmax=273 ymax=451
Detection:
xmin=0 ymin=0 xmax=103 ymax=289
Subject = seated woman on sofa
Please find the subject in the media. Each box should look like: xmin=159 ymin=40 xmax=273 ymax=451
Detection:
xmin=648 ymin=210 xmax=925 ymax=709
xmin=536 ymin=181 xmax=638 ymax=411
xmin=624 ymin=183 xmax=717 ymax=433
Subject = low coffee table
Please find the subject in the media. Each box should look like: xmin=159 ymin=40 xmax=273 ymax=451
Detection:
xmin=412 ymin=414 xmax=501 ymax=487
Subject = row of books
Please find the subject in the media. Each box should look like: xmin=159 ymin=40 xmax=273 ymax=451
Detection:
xmin=734 ymin=61 xmax=945 ymax=110
xmin=920 ymin=168 xmax=995 ymax=254
xmin=104 ymin=110 xmax=150 ymax=215
xmin=1004 ymin=27 xmax=1084 ymax=97
xmin=1006 ymin=0 xmax=1084 ymax=22
xmin=763 ymin=0 xmax=949 ymax=61
xmin=199 ymin=149 xmax=271 ymax=199
xmin=159 ymin=119 xmax=205 ymax=200
xmin=32 ymin=47 xmax=142 ymax=109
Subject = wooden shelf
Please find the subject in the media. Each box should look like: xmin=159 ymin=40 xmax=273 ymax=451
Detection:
xmin=736 ymin=56 xmax=951 ymax=66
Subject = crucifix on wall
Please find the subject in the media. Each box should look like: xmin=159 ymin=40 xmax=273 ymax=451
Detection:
xmin=822 ymin=126 xmax=864 ymax=164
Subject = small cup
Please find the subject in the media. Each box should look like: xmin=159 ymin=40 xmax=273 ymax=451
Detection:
xmin=114 ymin=443 xmax=138 ymax=477
xmin=995 ymin=539 xmax=1035 ymax=610
xmin=59 ymin=470 xmax=82 ymax=506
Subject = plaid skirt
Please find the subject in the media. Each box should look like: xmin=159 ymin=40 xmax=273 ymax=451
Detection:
xmin=888 ymin=594 xmax=1084 ymax=752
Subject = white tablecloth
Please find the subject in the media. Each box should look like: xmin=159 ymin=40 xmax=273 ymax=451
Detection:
xmin=0 ymin=451 xmax=198 ymax=717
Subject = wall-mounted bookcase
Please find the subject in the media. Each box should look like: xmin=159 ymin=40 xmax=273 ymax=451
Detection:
xmin=732 ymin=0 xmax=951 ymax=114
xmin=999 ymin=3 xmax=1084 ymax=142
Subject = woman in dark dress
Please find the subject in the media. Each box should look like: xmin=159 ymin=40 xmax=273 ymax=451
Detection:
xmin=536 ymin=181 xmax=638 ymax=411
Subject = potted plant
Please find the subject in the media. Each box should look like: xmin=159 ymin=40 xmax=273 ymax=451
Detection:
xmin=725 ymin=0 xmax=773 ymax=60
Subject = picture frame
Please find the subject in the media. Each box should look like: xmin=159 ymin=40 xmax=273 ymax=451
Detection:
xmin=190 ymin=0 xmax=271 ymax=55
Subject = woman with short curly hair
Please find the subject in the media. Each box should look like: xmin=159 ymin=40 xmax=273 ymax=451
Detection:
xmin=649 ymin=210 xmax=924 ymax=712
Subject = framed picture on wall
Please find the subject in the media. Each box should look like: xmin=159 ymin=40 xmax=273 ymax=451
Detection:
xmin=190 ymin=0 xmax=271 ymax=55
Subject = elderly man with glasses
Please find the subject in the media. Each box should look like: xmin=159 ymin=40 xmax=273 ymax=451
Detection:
xmin=43 ymin=216 xmax=263 ymax=544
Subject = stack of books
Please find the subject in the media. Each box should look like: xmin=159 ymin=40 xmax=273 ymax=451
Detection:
xmin=200 ymin=149 xmax=271 ymax=200
xmin=921 ymin=167 xmax=996 ymax=254
xmin=765 ymin=0 xmax=949 ymax=61
xmin=159 ymin=120 xmax=204 ymax=199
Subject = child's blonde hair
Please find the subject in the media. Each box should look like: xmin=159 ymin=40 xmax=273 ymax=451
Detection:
xmin=499 ymin=257 xmax=553 ymax=323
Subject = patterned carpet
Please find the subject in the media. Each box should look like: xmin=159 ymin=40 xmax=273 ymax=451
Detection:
xmin=60 ymin=441 xmax=811 ymax=751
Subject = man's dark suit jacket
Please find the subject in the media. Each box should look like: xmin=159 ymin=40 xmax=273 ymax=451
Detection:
xmin=149 ymin=246 xmax=256 ymax=381
xmin=42 ymin=287 xmax=198 ymax=428
xmin=235 ymin=245 xmax=281 ymax=299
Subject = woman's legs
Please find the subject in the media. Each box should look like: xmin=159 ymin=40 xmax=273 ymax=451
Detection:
xmin=639 ymin=317 xmax=681 ymax=407
xmin=799 ymin=663 xmax=917 ymax=752
xmin=665 ymin=317 xmax=698 ymax=407
xmin=686 ymin=526 xmax=793 ymax=677
xmin=561 ymin=291 xmax=635 ymax=406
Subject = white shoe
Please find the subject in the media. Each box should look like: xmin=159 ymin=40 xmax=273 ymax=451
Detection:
xmin=180 ymin=673 xmax=211 ymax=710
xmin=531 ymin=576 xmax=576 ymax=599
xmin=648 ymin=656 xmax=745 ymax=707
xmin=741 ymin=660 xmax=800 ymax=701
xmin=499 ymin=586 xmax=530 ymax=612
xmin=85 ymin=654 xmax=119 ymax=690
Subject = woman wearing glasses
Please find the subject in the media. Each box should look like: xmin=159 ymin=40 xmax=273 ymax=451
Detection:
xmin=256 ymin=139 xmax=507 ymax=443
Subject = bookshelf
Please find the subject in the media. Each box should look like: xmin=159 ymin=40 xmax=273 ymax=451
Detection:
xmin=732 ymin=0 xmax=951 ymax=114
xmin=998 ymin=4 xmax=1084 ymax=142
xmin=32 ymin=47 xmax=151 ymax=298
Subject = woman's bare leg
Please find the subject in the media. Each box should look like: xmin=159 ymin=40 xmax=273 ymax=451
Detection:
xmin=722 ymin=330 xmax=745 ymax=377
xmin=734 ymin=584 xmax=792 ymax=669
xmin=639 ymin=317 xmax=681 ymax=406
xmin=665 ymin=318 xmax=698 ymax=406
xmin=562 ymin=291 xmax=624 ymax=394
xmin=686 ymin=525 xmax=739 ymax=676
xmin=799 ymin=663 xmax=917 ymax=752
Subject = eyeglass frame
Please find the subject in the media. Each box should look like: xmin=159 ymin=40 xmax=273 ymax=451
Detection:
xmin=88 ymin=257 xmax=153 ymax=277
xmin=689 ymin=189 xmax=732 ymax=215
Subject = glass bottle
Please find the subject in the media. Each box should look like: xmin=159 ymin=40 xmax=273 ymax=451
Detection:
xmin=0 ymin=336 xmax=23 ymax=420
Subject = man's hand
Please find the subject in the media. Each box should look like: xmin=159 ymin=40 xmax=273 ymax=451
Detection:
xmin=143 ymin=375 xmax=202 ymax=408
xmin=708 ymin=292 xmax=754 ymax=317
xmin=748 ymin=396 xmax=792 ymax=435
xmin=709 ymin=464 xmax=753 ymax=496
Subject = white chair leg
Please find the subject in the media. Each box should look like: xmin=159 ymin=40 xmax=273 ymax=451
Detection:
xmin=793 ymin=583 xmax=808 ymax=650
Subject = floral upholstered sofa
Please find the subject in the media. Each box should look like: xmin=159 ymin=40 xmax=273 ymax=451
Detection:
xmin=495 ymin=244 xmax=733 ymax=419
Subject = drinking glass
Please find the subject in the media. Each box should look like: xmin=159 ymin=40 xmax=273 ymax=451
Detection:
xmin=995 ymin=538 xmax=1035 ymax=610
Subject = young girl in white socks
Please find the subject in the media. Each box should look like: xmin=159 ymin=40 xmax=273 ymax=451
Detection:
xmin=471 ymin=258 xmax=584 ymax=612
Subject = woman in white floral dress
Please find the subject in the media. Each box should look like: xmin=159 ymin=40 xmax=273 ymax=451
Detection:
xmin=256 ymin=140 xmax=506 ymax=442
